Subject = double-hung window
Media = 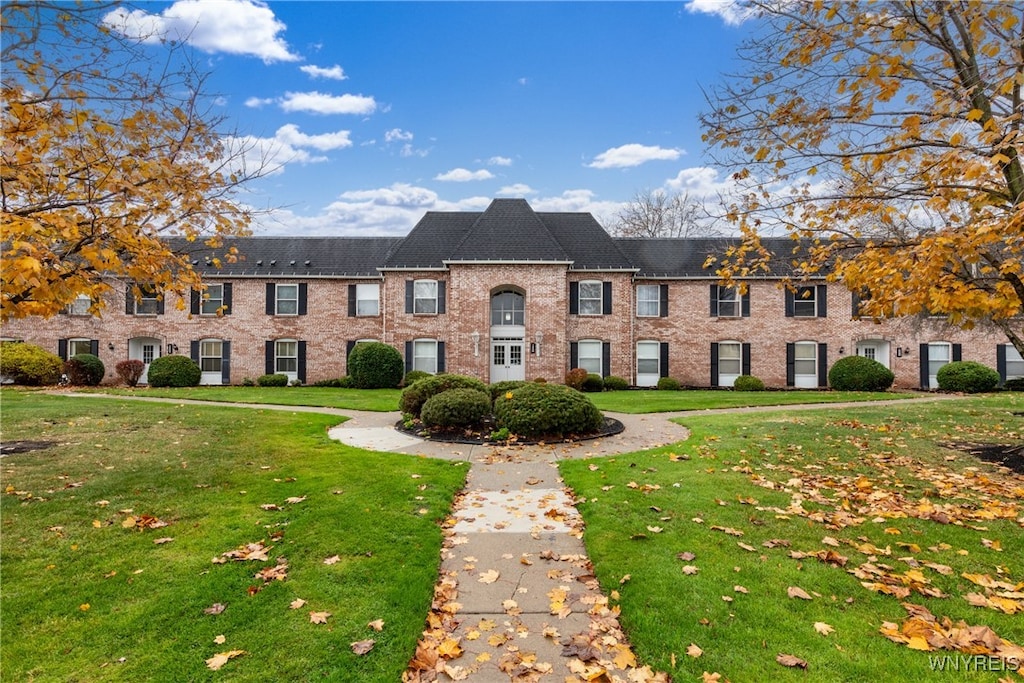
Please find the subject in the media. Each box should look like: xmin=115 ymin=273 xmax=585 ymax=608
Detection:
xmin=413 ymin=339 xmax=438 ymax=374
xmin=576 ymin=339 xmax=603 ymax=375
xmin=356 ymin=284 xmax=380 ymax=316
xmin=67 ymin=339 xmax=93 ymax=357
xmin=200 ymin=340 xmax=222 ymax=373
xmin=275 ymin=340 xmax=298 ymax=375
xmin=275 ymin=284 xmax=299 ymax=315
xmin=636 ymin=285 xmax=661 ymax=317
xmin=201 ymin=284 xmax=224 ymax=315
xmin=129 ymin=284 xmax=161 ymax=316
xmin=578 ymin=281 xmax=603 ymax=316
xmin=716 ymin=287 xmax=742 ymax=318
xmin=414 ymin=280 xmax=438 ymax=314
xmin=67 ymin=295 xmax=92 ymax=316
xmin=786 ymin=285 xmax=827 ymax=318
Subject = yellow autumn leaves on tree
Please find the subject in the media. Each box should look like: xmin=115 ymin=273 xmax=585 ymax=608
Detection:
xmin=1 ymin=2 xmax=266 ymax=321
xmin=701 ymin=1 xmax=1024 ymax=355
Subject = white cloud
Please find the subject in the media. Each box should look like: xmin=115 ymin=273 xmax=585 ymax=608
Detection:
xmin=104 ymin=0 xmax=299 ymax=63
xmin=385 ymin=128 xmax=414 ymax=143
xmin=218 ymin=124 xmax=352 ymax=179
xmin=279 ymin=91 xmax=377 ymax=115
xmin=274 ymin=123 xmax=352 ymax=151
xmin=683 ymin=0 xmax=756 ymax=27
xmin=434 ymin=168 xmax=495 ymax=182
xmin=244 ymin=96 xmax=275 ymax=108
xmin=663 ymin=166 xmax=735 ymax=197
xmin=497 ymin=184 xmax=535 ymax=196
xmin=587 ymin=144 xmax=683 ymax=169
xmin=488 ymin=156 xmax=513 ymax=167
xmin=299 ymin=64 xmax=347 ymax=80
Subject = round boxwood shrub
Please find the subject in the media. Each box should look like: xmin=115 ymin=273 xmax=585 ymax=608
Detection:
xmin=733 ymin=374 xmax=765 ymax=391
xmin=65 ymin=353 xmax=105 ymax=386
xmin=488 ymin=380 xmax=529 ymax=402
xmin=402 ymin=370 xmax=431 ymax=388
xmin=564 ymin=368 xmax=588 ymax=390
xmin=828 ymin=355 xmax=895 ymax=391
xmin=657 ymin=377 xmax=681 ymax=391
xmin=936 ymin=361 xmax=999 ymax=393
xmin=400 ymin=373 xmax=488 ymax=417
xmin=257 ymin=373 xmax=289 ymax=387
xmin=348 ymin=342 xmax=404 ymax=389
xmin=420 ymin=388 xmax=492 ymax=429
xmin=494 ymin=383 xmax=604 ymax=439
xmin=0 ymin=342 xmax=63 ymax=385
xmin=603 ymin=375 xmax=629 ymax=391
xmin=581 ymin=373 xmax=604 ymax=392
xmin=147 ymin=355 xmax=200 ymax=387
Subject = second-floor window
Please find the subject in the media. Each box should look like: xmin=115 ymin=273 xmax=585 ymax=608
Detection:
xmin=786 ymin=285 xmax=827 ymax=318
xmin=356 ymin=284 xmax=380 ymax=316
xmin=636 ymin=285 xmax=662 ymax=317
xmin=276 ymin=284 xmax=299 ymax=315
xmin=202 ymin=284 xmax=223 ymax=315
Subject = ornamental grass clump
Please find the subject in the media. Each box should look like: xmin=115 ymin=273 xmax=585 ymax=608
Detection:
xmin=493 ymin=382 xmax=603 ymax=439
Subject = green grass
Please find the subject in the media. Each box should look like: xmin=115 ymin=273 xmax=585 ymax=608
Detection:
xmin=589 ymin=388 xmax=917 ymax=413
xmin=560 ymin=394 xmax=1024 ymax=681
xmin=0 ymin=390 xmax=465 ymax=682
xmin=76 ymin=386 xmax=403 ymax=412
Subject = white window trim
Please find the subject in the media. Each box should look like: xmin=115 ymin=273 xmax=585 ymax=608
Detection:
xmin=134 ymin=287 xmax=160 ymax=316
xmin=1005 ymin=344 xmax=1024 ymax=381
xmin=67 ymin=338 xmax=93 ymax=357
xmin=717 ymin=340 xmax=742 ymax=386
xmin=793 ymin=340 xmax=818 ymax=388
xmin=927 ymin=341 xmax=952 ymax=388
xmin=793 ymin=286 xmax=818 ymax=318
xmin=67 ymin=294 xmax=92 ymax=316
xmin=413 ymin=338 xmax=438 ymax=374
xmin=578 ymin=280 xmax=603 ymax=317
xmin=636 ymin=340 xmax=660 ymax=387
xmin=577 ymin=338 xmax=603 ymax=375
xmin=414 ymin=280 xmax=438 ymax=315
xmin=636 ymin=285 xmax=660 ymax=318
xmin=201 ymin=284 xmax=224 ymax=316
xmin=275 ymin=339 xmax=299 ymax=379
xmin=717 ymin=287 xmax=742 ymax=318
xmin=356 ymin=283 xmax=380 ymax=317
xmin=275 ymin=284 xmax=299 ymax=316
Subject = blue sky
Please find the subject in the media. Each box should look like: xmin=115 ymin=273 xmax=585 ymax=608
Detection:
xmin=104 ymin=1 xmax=754 ymax=236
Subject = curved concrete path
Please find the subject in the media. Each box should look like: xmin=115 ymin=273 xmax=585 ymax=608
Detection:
xmin=59 ymin=392 xmax=954 ymax=681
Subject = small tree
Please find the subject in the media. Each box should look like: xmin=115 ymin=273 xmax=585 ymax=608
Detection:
xmin=348 ymin=342 xmax=404 ymax=389
xmin=115 ymin=359 xmax=145 ymax=387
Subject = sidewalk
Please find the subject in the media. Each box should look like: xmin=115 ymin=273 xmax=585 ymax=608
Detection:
xmin=330 ymin=411 xmax=687 ymax=682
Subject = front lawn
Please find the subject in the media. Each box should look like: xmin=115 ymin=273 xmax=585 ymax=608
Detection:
xmin=589 ymin=388 xmax=917 ymax=413
xmin=560 ymin=394 xmax=1024 ymax=681
xmin=75 ymin=385 xmax=403 ymax=412
xmin=0 ymin=390 xmax=465 ymax=682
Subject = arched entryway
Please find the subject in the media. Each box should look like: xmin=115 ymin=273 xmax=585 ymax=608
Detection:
xmin=490 ymin=288 xmax=525 ymax=382
xmin=128 ymin=336 xmax=163 ymax=385
xmin=855 ymin=338 xmax=891 ymax=370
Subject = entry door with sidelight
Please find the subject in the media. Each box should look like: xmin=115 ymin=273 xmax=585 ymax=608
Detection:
xmin=491 ymin=338 xmax=525 ymax=382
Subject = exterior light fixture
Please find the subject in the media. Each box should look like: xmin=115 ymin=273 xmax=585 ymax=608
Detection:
xmin=470 ymin=331 xmax=480 ymax=357
xmin=535 ymin=331 xmax=543 ymax=357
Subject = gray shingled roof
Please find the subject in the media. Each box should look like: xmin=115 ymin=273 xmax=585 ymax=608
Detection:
xmin=448 ymin=199 xmax=568 ymax=262
xmin=615 ymin=237 xmax=808 ymax=278
xmin=541 ymin=212 xmax=635 ymax=271
xmin=174 ymin=237 xmax=400 ymax=277
xmin=380 ymin=211 xmax=479 ymax=269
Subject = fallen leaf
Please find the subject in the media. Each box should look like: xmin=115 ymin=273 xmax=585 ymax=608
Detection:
xmin=814 ymin=622 xmax=835 ymax=636
xmin=214 ymin=635 xmax=226 ymax=644
xmin=478 ymin=569 xmax=500 ymax=584
xmin=289 ymin=598 xmax=306 ymax=609
xmin=682 ymin=565 xmax=700 ymax=575
xmin=687 ymin=643 xmax=703 ymax=658
xmin=777 ymin=653 xmax=808 ymax=669
xmin=350 ymin=639 xmax=374 ymax=655
xmin=787 ymin=586 xmax=813 ymax=600
xmin=203 ymin=603 xmax=226 ymax=615
xmin=284 ymin=496 xmax=306 ymax=505
xmin=206 ymin=650 xmax=245 ymax=670
xmin=323 ymin=555 xmax=341 ymax=565
xmin=367 ymin=619 xmax=384 ymax=631
xmin=152 ymin=537 xmax=174 ymax=545
xmin=309 ymin=611 xmax=331 ymax=624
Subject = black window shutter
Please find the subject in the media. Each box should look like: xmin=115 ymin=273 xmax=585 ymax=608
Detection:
xmin=784 ymin=289 xmax=795 ymax=317
xmin=90 ymin=340 xmax=99 ymax=356
xmin=919 ymin=344 xmax=929 ymax=388
xmin=710 ymin=343 xmax=720 ymax=387
xmin=569 ymin=282 xmax=579 ymax=314
xmin=570 ymin=341 xmax=579 ymax=369
xmin=58 ymin=339 xmax=67 ymax=360
xmin=786 ymin=343 xmax=796 ymax=386
xmin=125 ymin=284 xmax=134 ymax=315
xmin=265 ymin=340 xmax=275 ymax=375
xmin=223 ymin=283 xmax=232 ymax=314
xmin=346 ymin=340 xmax=356 ymax=359
xmin=156 ymin=296 xmax=165 ymax=315
xmin=437 ymin=341 xmax=446 ymax=372
xmin=437 ymin=281 xmax=446 ymax=314
xmin=660 ymin=342 xmax=669 ymax=378
xmin=817 ymin=285 xmax=828 ymax=317
xmin=297 ymin=341 xmax=307 ymax=383
xmin=997 ymin=344 xmax=1007 ymax=384
xmin=602 ymin=342 xmax=611 ymax=377
xmin=602 ymin=282 xmax=612 ymax=315
xmin=348 ymin=284 xmax=357 ymax=316
xmin=742 ymin=343 xmax=751 ymax=375
xmin=817 ymin=343 xmax=828 ymax=387
xmin=659 ymin=284 xmax=669 ymax=317
xmin=190 ymin=289 xmax=200 ymax=315
xmin=952 ymin=344 xmax=962 ymax=361
xmin=851 ymin=291 xmax=862 ymax=319
xmin=405 ymin=341 xmax=413 ymax=372
xmin=405 ymin=280 xmax=414 ymax=314
xmin=222 ymin=341 xmax=231 ymax=385
xmin=742 ymin=290 xmax=751 ymax=317
xmin=710 ymin=284 xmax=719 ymax=317
xmin=266 ymin=283 xmax=276 ymax=315
xmin=297 ymin=283 xmax=308 ymax=316
xmin=190 ymin=340 xmax=199 ymax=363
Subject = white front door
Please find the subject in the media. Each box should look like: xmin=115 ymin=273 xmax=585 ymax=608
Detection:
xmin=856 ymin=340 xmax=890 ymax=370
xmin=491 ymin=338 xmax=524 ymax=382
xmin=129 ymin=337 xmax=162 ymax=385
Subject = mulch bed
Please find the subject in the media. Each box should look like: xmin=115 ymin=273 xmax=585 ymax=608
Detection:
xmin=0 ymin=440 xmax=57 ymax=456
xmin=395 ymin=416 xmax=624 ymax=446
xmin=942 ymin=441 xmax=1024 ymax=475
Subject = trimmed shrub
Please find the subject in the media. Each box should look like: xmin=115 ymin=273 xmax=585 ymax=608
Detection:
xmin=603 ymin=376 xmax=629 ymax=391
xmin=0 ymin=342 xmax=62 ymax=385
xmin=581 ymin=374 xmax=604 ymax=392
xmin=65 ymin=353 xmax=105 ymax=386
xmin=564 ymin=368 xmax=588 ymax=390
xmin=400 ymin=373 xmax=488 ymax=417
xmin=116 ymin=359 xmax=145 ymax=387
xmin=936 ymin=361 xmax=999 ymax=393
xmin=733 ymin=374 xmax=765 ymax=391
xmin=257 ymin=373 xmax=289 ymax=387
xmin=420 ymin=388 xmax=492 ymax=429
xmin=402 ymin=370 xmax=431 ymax=388
xmin=147 ymin=355 xmax=200 ymax=388
xmin=312 ymin=376 xmax=354 ymax=388
xmin=657 ymin=377 xmax=681 ymax=391
xmin=494 ymin=383 xmax=604 ymax=439
xmin=488 ymin=380 xmax=529 ymax=402
xmin=348 ymin=342 xmax=404 ymax=389
xmin=1004 ymin=377 xmax=1024 ymax=391
xmin=828 ymin=355 xmax=895 ymax=391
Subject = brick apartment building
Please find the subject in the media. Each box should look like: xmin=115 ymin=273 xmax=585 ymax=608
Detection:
xmin=3 ymin=198 xmax=1020 ymax=389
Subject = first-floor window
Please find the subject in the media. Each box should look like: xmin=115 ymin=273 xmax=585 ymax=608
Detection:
xmin=927 ymin=341 xmax=951 ymax=388
xmin=636 ymin=341 xmax=661 ymax=387
xmin=718 ymin=341 xmax=742 ymax=384
xmin=68 ymin=339 xmax=93 ymax=357
xmin=792 ymin=341 xmax=818 ymax=388
xmin=577 ymin=339 xmax=603 ymax=375
xmin=1004 ymin=344 xmax=1024 ymax=381
xmin=200 ymin=340 xmax=222 ymax=373
xmin=276 ymin=340 xmax=298 ymax=374
xmin=413 ymin=339 xmax=438 ymax=374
